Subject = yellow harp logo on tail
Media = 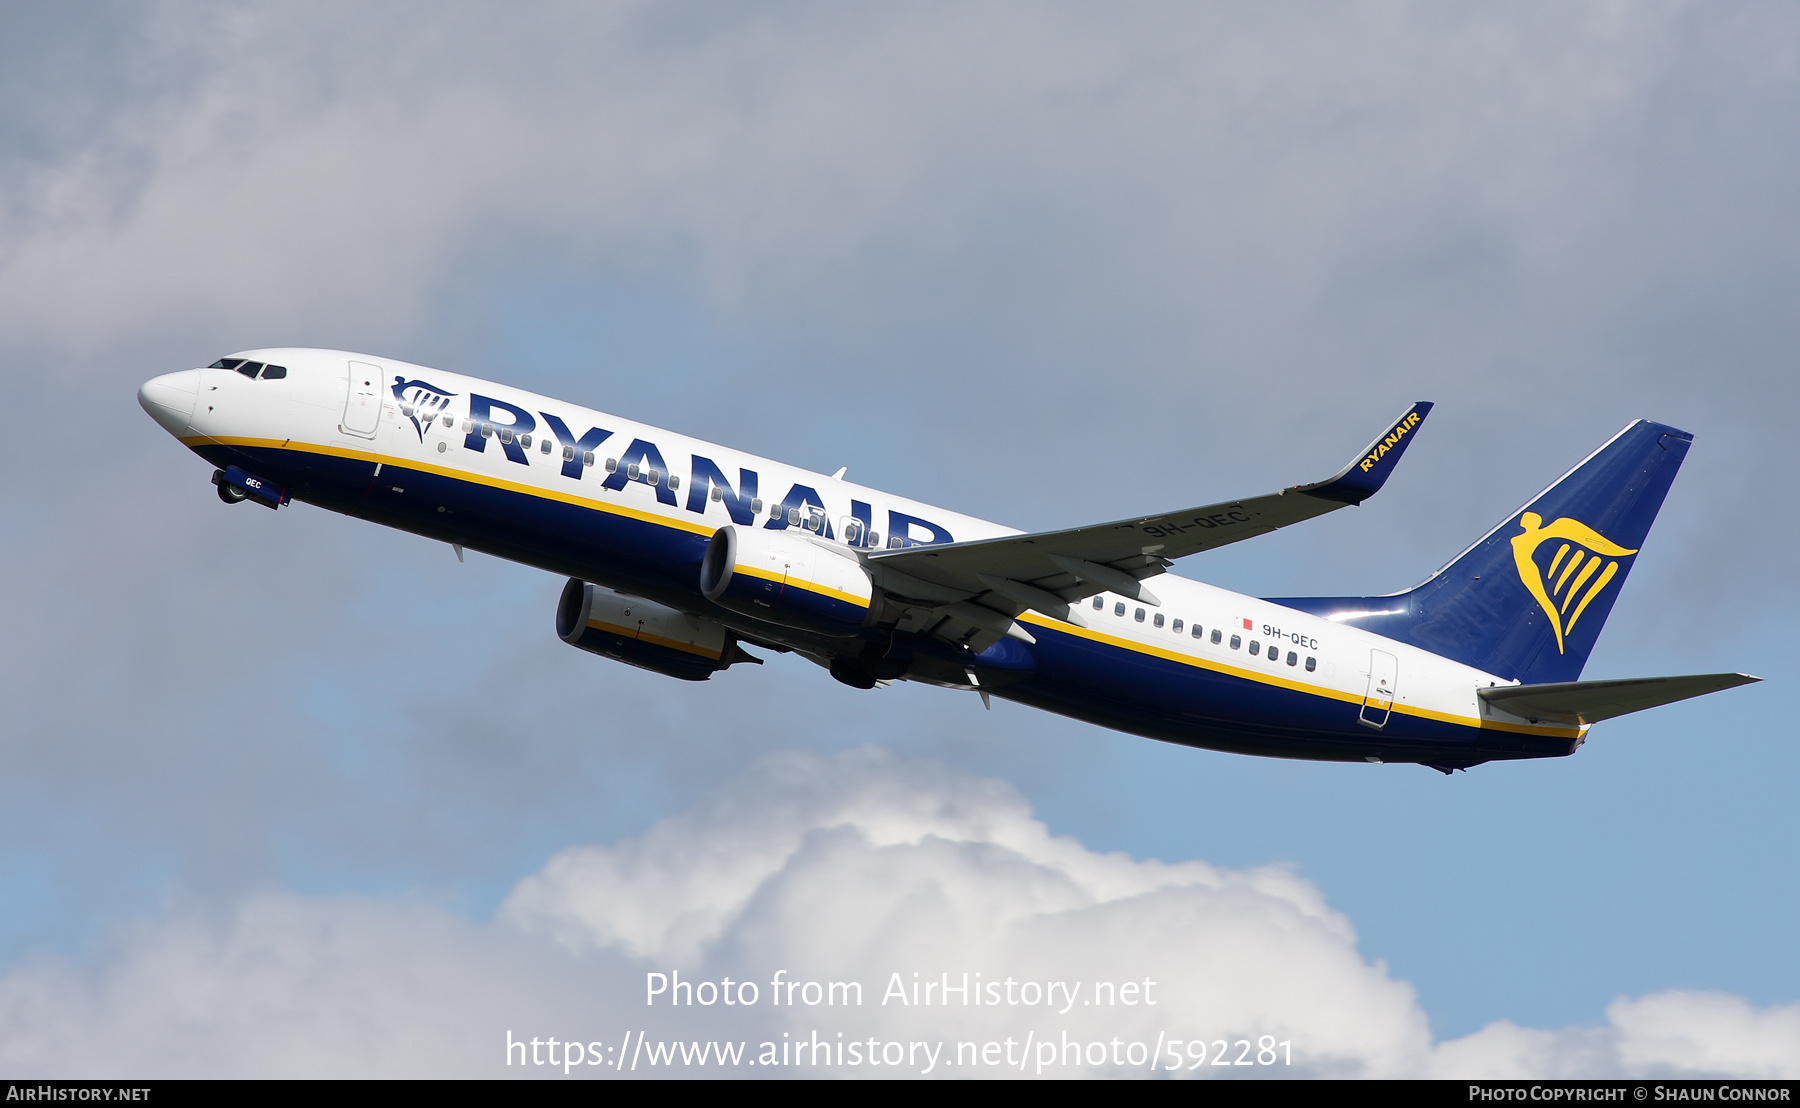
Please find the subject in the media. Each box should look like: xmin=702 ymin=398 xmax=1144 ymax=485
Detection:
xmin=1510 ymin=512 xmax=1637 ymax=654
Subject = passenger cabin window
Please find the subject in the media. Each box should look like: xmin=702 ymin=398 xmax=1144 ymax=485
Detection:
xmin=1305 ymin=656 xmax=1317 ymax=672
xmin=499 ymin=427 xmax=514 ymax=444
xmin=867 ymin=532 xmax=879 ymax=547
xmin=582 ymin=451 xmax=595 ymax=467
xmin=1092 ymin=597 xmax=1104 ymax=610
xmin=750 ymin=498 xmax=764 ymax=513
xmin=1212 ymin=629 xmax=1222 ymax=644
xmin=1170 ymin=618 xmax=1181 ymax=633
xmin=1134 ymin=608 xmax=1145 ymax=623
xmin=442 ymin=414 xmax=453 ymax=428
xmin=1249 ymin=641 xmax=1260 ymax=656
xmin=1229 ymin=634 xmax=1241 ymax=649
xmin=1286 ymin=651 xmax=1298 ymax=666
xmin=710 ymin=485 xmax=724 ymax=502
xmin=1114 ymin=602 xmax=1125 ymax=617
xmin=1154 ymin=613 xmax=1165 ymax=628
xmin=519 ymin=433 xmax=531 ymax=449
xmin=540 ymin=439 xmax=552 ymax=454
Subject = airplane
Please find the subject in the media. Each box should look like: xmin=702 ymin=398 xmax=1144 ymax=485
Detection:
xmin=137 ymin=349 xmax=1757 ymax=773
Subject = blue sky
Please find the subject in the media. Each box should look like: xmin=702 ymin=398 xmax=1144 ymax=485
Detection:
xmin=0 ymin=1 xmax=1795 ymax=1077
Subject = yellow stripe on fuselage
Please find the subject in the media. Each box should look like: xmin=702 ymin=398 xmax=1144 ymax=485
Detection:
xmin=186 ymin=434 xmax=718 ymax=537
xmin=1015 ymin=613 xmax=1581 ymax=740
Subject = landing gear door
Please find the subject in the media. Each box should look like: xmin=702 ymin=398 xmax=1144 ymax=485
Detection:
xmin=1359 ymin=649 xmax=1398 ymax=730
xmin=341 ymin=360 xmax=384 ymax=438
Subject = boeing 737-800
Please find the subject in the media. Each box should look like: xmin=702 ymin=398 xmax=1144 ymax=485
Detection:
xmin=138 ymin=350 xmax=1756 ymax=773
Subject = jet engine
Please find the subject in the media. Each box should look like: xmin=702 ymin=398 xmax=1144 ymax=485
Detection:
xmin=556 ymin=579 xmax=754 ymax=681
xmin=699 ymin=525 xmax=874 ymax=638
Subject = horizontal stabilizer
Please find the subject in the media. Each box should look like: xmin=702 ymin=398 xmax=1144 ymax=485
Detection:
xmin=1477 ymin=673 xmax=1760 ymax=726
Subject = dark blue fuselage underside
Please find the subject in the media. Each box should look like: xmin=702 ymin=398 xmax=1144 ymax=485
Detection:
xmin=202 ymin=441 xmax=1574 ymax=769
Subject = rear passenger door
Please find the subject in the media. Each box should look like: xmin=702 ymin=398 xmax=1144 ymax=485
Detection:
xmin=1359 ymin=649 xmax=1398 ymax=729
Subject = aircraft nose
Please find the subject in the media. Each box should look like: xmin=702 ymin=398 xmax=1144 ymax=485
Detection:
xmin=138 ymin=370 xmax=200 ymax=435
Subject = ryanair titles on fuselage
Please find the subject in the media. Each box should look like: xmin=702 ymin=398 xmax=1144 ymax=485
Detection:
xmin=358 ymin=362 xmax=979 ymax=551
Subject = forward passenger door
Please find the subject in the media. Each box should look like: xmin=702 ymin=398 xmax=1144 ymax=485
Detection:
xmin=340 ymin=360 xmax=384 ymax=438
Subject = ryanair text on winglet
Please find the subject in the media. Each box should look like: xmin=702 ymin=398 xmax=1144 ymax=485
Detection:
xmin=1359 ymin=410 xmax=1424 ymax=472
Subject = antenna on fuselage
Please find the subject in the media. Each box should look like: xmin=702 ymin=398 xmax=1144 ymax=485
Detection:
xmin=965 ymin=668 xmax=990 ymax=711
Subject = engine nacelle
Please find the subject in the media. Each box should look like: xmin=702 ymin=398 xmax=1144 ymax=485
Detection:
xmin=556 ymin=579 xmax=742 ymax=682
xmin=700 ymin=525 xmax=874 ymax=638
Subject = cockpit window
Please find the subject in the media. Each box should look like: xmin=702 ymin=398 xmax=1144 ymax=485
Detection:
xmin=206 ymin=357 xmax=285 ymax=379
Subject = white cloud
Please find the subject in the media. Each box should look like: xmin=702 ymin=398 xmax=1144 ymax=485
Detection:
xmin=0 ymin=749 xmax=1792 ymax=1078
xmin=501 ymin=747 xmax=1432 ymax=1076
xmin=1432 ymin=992 xmax=1800 ymax=1080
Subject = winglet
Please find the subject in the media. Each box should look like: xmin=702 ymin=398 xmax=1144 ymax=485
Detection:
xmin=1296 ymin=401 xmax=1433 ymax=505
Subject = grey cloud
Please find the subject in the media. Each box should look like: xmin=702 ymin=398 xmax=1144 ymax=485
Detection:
xmin=2 ymin=3 xmax=1791 ymax=573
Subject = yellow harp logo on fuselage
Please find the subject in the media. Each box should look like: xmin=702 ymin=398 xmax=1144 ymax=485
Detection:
xmin=1510 ymin=512 xmax=1637 ymax=654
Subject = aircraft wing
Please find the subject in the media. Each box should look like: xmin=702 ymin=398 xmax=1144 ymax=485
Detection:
xmin=863 ymin=402 xmax=1432 ymax=643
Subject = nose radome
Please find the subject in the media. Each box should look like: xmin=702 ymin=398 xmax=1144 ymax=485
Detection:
xmin=138 ymin=370 xmax=200 ymax=435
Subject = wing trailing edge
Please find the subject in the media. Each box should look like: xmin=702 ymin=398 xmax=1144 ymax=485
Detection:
xmin=865 ymin=401 xmax=1431 ymax=607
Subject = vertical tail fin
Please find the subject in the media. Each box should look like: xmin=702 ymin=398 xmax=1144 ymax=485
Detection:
xmin=1270 ymin=421 xmax=1692 ymax=684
